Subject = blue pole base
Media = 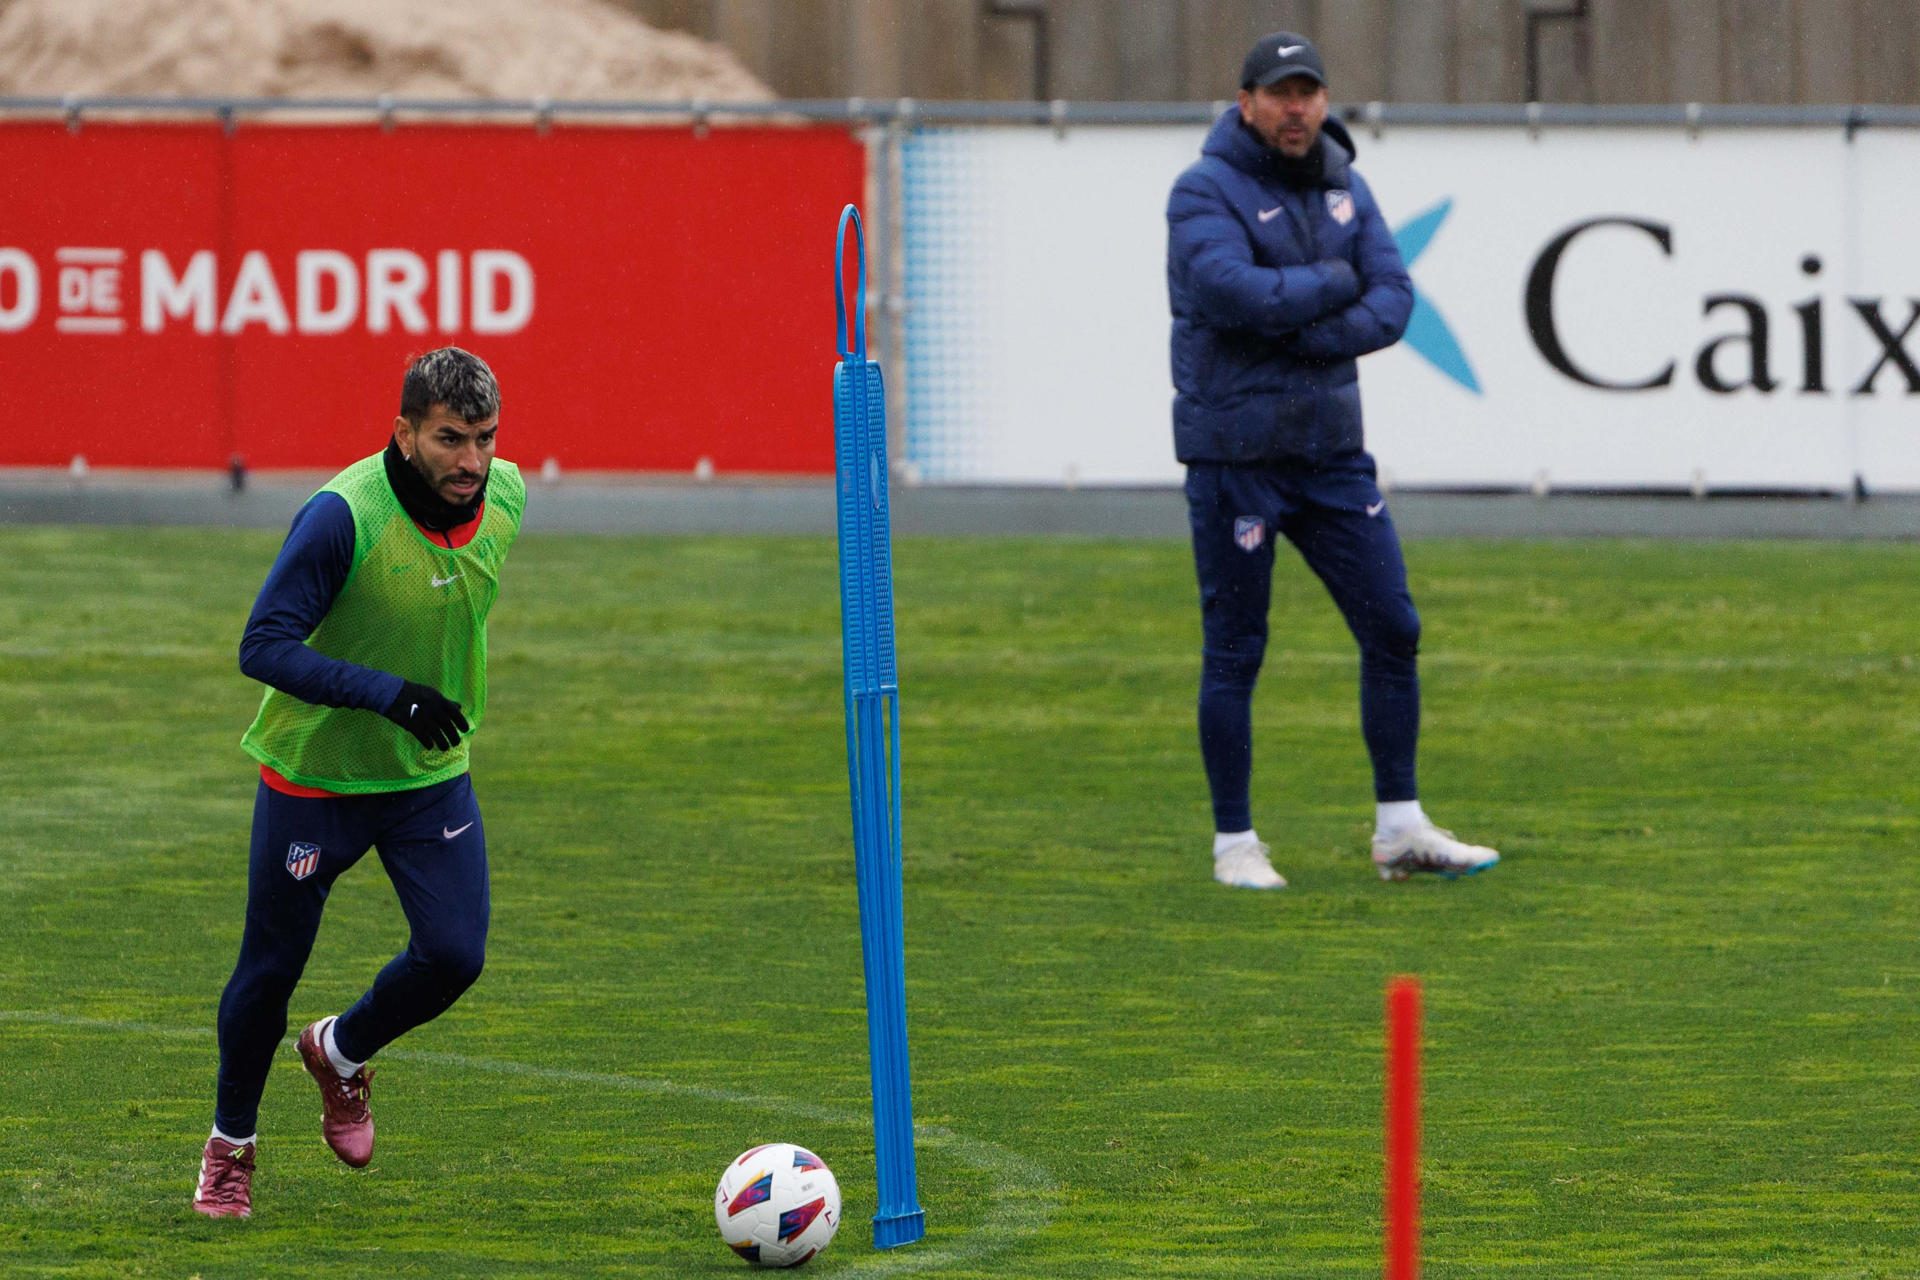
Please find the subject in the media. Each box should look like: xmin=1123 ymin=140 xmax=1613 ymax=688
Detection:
xmin=872 ymin=1207 xmax=927 ymax=1249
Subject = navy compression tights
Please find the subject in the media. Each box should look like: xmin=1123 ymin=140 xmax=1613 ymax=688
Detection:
xmin=1187 ymin=462 xmax=1421 ymax=833
xmin=214 ymin=773 xmax=488 ymax=1138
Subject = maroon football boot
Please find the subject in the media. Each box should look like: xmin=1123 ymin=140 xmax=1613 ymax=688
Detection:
xmin=297 ymin=1019 xmax=375 ymax=1168
xmin=191 ymin=1135 xmax=254 ymax=1218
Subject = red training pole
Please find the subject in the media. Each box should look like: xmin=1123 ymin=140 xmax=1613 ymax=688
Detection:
xmin=1384 ymin=975 xmax=1422 ymax=1280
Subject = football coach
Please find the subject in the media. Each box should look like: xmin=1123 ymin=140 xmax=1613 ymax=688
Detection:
xmin=1166 ymin=31 xmax=1500 ymax=890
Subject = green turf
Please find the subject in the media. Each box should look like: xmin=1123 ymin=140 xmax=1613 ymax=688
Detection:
xmin=1 ymin=525 xmax=1917 ymax=1278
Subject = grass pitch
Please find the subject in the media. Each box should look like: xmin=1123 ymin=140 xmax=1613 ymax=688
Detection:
xmin=1 ymin=525 xmax=1917 ymax=1278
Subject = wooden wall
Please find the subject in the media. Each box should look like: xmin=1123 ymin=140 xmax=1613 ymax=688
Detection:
xmin=618 ymin=0 xmax=1920 ymax=104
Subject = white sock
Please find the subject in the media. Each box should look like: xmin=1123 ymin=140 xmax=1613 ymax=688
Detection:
xmin=1375 ymin=800 xmax=1428 ymax=839
xmin=321 ymin=1015 xmax=366 ymax=1079
xmin=1213 ymin=829 xmax=1258 ymax=856
xmin=211 ymin=1126 xmax=255 ymax=1148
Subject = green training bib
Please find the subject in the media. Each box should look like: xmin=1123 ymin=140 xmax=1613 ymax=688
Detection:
xmin=241 ymin=451 xmax=525 ymax=793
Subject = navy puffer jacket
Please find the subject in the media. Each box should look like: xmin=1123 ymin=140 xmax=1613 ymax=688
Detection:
xmin=1167 ymin=109 xmax=1413 ymax=464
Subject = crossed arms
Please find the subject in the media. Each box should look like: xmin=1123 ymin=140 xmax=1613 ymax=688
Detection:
xmin=1168 ymin=171 xmax=1413 ymax=363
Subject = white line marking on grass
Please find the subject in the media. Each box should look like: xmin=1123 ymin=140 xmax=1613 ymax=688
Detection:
xmin=0 ymin=642 xmax=1907 ymax=676
xmin=1265 ymin=650 xmax=1920 ymax=675
xmin=931 ymin=648 xmax=1918 ymax=678
xmin=0 ymin=1009 xmax=1058 ymax=1274
xmin=0 ymin=644 xmax=224 ymax=660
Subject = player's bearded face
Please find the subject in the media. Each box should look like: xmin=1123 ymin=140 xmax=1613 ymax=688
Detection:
xmin=400 ymin=407 xmax=497 ymax=505
xmin=1238 ymin=78 xmax=1329 ymax=158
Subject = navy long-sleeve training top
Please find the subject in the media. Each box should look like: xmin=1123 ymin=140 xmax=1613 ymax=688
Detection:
xmin=237 ymin=492 xmax=405 ymax=714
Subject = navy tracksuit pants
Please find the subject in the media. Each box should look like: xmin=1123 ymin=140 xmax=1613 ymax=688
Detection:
xmin=1186 ymin=455 xmax=1421 ymax=833
xmin=214 ymin=773 xmax=488 ymax=1138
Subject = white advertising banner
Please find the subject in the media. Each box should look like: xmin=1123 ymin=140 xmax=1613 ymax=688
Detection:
xmin=901 ymin=122 xmax=1920 ymax=490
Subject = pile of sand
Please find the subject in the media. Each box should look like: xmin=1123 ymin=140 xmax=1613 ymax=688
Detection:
xmin=0 ymin=0 xmax=773 ymax=101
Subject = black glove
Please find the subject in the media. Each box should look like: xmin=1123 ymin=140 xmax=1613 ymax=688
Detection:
xmin=381 ymin=681 xmax=469 ymax=751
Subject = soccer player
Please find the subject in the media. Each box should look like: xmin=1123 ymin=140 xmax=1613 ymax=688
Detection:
xmin=192 ymin=347 xmax=525 ymax=1217
xmin=1165 ymin=33 xmax=1499 ymax=889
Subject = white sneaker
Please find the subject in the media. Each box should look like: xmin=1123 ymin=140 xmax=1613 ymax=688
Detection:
xmin=1371 ymin=823 xmax=1499 ymax=881
xmin=1213 ymin=838 xmax=1287 ymax=889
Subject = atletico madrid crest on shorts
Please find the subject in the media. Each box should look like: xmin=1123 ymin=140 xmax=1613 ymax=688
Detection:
xmin=285 ymin=841 xmax=321 ymax=881
xmin=1326 ymin=188 xmax=1355 ymax=225
xmin=1234 ymin=515 xmax=1266 ymax=552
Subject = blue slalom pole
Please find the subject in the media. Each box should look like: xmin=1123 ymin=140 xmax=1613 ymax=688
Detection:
xmin=832 ymin=203 xmax=926 ymax=1250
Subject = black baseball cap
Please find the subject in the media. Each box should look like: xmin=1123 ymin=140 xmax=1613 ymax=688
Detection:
xmin=1240 ymin=31 xmax=1327 ymax=90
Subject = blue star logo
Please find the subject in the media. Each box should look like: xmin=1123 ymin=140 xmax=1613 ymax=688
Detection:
xmin=1393 ymin=199 xmax=1481 ymax=395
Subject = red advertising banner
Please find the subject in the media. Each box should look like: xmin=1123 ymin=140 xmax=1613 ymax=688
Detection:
xmin=0 ymin=122 xmax=865 ymax=473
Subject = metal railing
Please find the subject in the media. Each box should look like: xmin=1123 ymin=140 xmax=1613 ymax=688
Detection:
xmin=9 ymin=94 xmax=1917 ymax=487
xmin=5 ymin=95 xmax=1920 ymax=130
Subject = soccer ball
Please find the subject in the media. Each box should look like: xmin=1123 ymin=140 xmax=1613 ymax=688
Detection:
xmin=713 ymin=1142 xmax=842 ymax=1267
